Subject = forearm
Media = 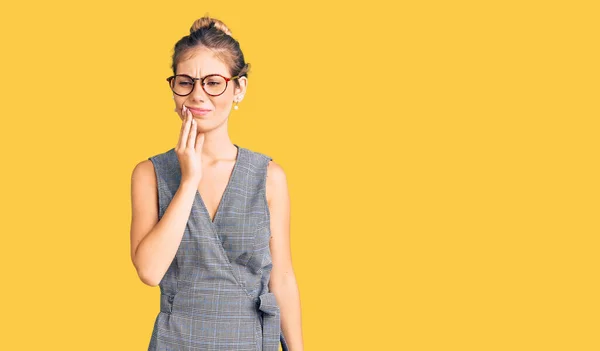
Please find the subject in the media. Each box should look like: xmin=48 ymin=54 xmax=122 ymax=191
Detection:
xmin=271 ymin=273 xmax=304 ymax=351
xmin=134 ymin=181 xmax=197 ymax=286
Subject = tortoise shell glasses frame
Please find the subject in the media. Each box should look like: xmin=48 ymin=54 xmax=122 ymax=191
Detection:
xmin=166 ymin=73 xmax=241 ymax=97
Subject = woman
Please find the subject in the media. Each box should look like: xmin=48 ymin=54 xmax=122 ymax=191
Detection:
xmin=130 ymin=15 xmax=303 ymax=351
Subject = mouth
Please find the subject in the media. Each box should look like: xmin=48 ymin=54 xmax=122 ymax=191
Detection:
xmin=187 ymin=107 xmax=212 ymax=116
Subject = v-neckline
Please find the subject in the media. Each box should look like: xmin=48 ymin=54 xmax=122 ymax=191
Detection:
xmin=194 ymin=144 xmax=242 ymax=231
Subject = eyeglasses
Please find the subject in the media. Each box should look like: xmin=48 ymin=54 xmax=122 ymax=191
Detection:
xmin=166 ymin=74 xmax=240 ymax=97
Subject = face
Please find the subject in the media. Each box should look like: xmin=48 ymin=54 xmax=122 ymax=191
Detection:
xmin=172 ymin=47 xmax=247 ymax=129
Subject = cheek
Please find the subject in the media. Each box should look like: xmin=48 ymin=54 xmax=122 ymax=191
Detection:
xmin=174 ymin=100 xmax=185 ymax=114
xmin=213 ymin=97 xmax=232 ymax=111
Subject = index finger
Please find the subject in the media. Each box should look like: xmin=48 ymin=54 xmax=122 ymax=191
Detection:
xmin=176 ymin=105 xmax=190 ymax=149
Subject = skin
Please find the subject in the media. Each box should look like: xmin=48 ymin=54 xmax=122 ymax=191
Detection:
xmin=130 ymin=46 xmax=303 ymax=349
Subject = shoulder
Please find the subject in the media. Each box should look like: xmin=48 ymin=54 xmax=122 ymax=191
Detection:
xmin=266 ymin=159 xmax=286 ymax=182
xmin=242 ymin=146 xmax=286 ymax=181
xmin=131 ymin=159 xmax=156 ymax=188
xmin=242 ymin=146 xmax=289 ymax=203
xmin=132 ymin=147 xmax=174 ymax=185
xmin=266 ymin=159 xmax=288 ymax=205
xmin=132 ymin=158 xmax=154 ymax=174
xmin=146 ymin=147 xmax=176 ymax=165
xmin=142 ymin=148 xmax=177 ymax=176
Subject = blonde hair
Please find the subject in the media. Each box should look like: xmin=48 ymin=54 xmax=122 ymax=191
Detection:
xmin=190 ymin=16 xmax=232 ymax=36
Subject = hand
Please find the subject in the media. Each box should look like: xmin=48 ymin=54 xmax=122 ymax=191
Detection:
xmin=175 ymin=105 xmax=205 ymax=185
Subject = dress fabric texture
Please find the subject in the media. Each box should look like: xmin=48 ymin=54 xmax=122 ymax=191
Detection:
xmin=146 ymin=144 xmax=289 ymax=351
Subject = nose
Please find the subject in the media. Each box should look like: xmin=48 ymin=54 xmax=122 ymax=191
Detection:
xmin=189 ymin=79 xmax=209 ymax=101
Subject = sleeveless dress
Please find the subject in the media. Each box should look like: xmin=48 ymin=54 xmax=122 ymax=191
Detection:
xmin=146 ymin=144 xmax=289 ymax=351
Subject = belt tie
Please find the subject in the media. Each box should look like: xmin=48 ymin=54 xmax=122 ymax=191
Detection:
xmin=257 ymin=292 xmax=289 ymax=351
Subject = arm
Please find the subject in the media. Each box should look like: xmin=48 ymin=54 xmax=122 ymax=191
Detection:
xmin=130 ymin=159 xmax=197 ymax=286
xmin=266 ymin=160 xmax=304 ymax=351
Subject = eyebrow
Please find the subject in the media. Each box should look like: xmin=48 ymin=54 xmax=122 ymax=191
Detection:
xmin=178 ymin=73 xmax=222 ymax=79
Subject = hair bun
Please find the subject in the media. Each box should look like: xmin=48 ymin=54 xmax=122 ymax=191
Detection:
xmin=190 ymin=16 xmax=232 ymax=36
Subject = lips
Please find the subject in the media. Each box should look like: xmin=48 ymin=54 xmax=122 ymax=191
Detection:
xmin=187 ymin=107 xmax=211 ymax=113
xmin=186 ymin=107 xmax=212 ymax=116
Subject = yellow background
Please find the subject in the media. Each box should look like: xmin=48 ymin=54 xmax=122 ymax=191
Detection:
xmin=1 ymin=0 xmax=598 ymax=350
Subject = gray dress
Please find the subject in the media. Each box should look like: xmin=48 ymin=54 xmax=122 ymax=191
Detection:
xmin=146 ymin=144 xmax=289 ymax=351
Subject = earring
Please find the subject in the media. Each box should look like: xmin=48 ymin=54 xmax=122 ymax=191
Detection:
xmin=234 ymin=100 xmax=239 ymax=110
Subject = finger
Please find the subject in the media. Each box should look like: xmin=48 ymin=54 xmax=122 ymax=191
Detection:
xmin=176 ymin=106 xmax=187 ymax=149
xmin=188 ymin=115 xmax=197 ymax=149
xmin=180 ymin=106 xmax=192 ymax=150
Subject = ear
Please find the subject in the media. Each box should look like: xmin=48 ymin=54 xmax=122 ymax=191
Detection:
xmin=234 ymin=76 xmax=248 ymax=98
